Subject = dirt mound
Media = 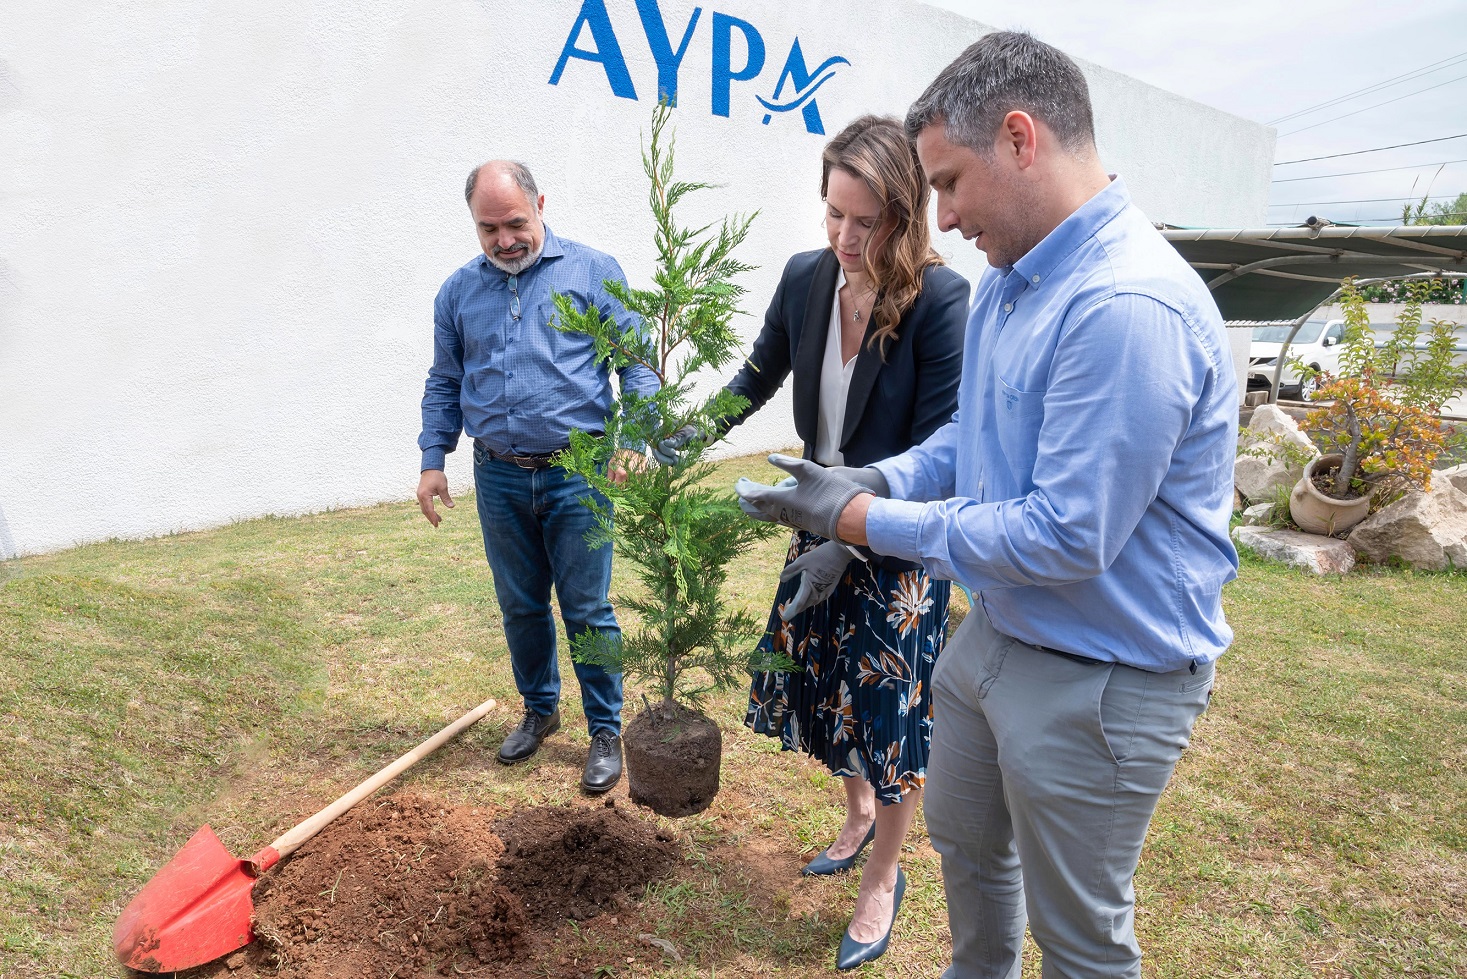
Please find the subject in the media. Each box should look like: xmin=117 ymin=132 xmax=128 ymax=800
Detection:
xmin=206 ymin=793 xmax=682 ymax=979
xmin=248 ymin=793 xmax=524 ymax=977
xmin=495 ymin=800 xmax=679 ymax=924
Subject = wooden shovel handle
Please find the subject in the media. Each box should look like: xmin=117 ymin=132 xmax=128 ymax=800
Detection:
xmin=248 ymin=697 xmax=497 ymax=873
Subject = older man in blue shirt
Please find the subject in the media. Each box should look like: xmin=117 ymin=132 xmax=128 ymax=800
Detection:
xmin=417 ymin=161 xmax=658 ymax=793
xmin=737 ymin=33 xmax=1237 ymax=978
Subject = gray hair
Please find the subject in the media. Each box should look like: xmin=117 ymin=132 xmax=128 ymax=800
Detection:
xmin=905 ymin=31 xmax=1096 ymax=158
xmin=464 ymin=160 xmax=539 ymax=206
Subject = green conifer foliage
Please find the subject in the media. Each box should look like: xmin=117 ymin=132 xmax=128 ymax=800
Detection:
xmin=551 ymin=103 xmax=784 ymax=714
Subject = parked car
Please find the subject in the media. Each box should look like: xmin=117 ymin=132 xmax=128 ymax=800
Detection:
xmin=1248 ymin=319 xmax=1345 ymax=399
xmin=1249 ymin=315 xmax=1466 ymax=399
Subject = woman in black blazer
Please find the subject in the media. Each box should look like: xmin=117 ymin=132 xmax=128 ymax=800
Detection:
xmin=683 ymin=115 xmax=967 ymax=969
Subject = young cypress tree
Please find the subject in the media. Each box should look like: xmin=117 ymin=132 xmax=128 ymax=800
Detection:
xmin=550 ymin=104 xmax=782 ymax=813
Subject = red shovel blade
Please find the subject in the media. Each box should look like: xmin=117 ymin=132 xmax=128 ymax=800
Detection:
xmin=113 ymin=825 xmax=260 ymax=972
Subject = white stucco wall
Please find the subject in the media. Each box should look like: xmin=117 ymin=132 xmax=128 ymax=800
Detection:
xmin=0 ymin=0 xmax=1274 ymax=557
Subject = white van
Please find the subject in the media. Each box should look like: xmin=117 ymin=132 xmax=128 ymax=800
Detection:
xmin=1248 ymin=319 xmax=1345 ymax=399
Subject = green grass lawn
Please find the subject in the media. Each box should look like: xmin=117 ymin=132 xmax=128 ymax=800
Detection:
xmin=1 ymin=452 xmax=1463 ymax=978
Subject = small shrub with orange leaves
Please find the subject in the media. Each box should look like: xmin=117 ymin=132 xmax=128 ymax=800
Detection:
xmin=1293 ymin=279 xmax=1466 ymax=504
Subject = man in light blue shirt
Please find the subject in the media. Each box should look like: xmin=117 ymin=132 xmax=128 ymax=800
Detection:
xmin=737 ymin=32 xmax=1237 ymax=978
xmin=417 ymin=161 xmax=658 ymax=794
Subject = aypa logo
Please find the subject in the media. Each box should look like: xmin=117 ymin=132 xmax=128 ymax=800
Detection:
xmin=549 ymin=0 xmax=849 ymax=135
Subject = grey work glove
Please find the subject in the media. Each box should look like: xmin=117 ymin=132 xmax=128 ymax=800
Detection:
xmin=733 ymin=454 xmax=873 ymax=542
xmin=651 ymin=424 xmax=702 ymax=467
xmin=827 ymin=465 xmax=889 ymax=498
xmin=735 ymin=465 xmax=885 ymax=519
xmin=778 ymin=540 xmax=856 ymax=620
xmin=736 ymin=475 xmax=795 ymax=520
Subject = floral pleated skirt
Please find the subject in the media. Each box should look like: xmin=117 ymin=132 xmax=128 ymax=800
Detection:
xmin=744 ymin=530 xmax=950 ymax=804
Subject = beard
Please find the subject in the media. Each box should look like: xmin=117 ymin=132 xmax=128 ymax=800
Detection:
xmin=979 ymin=185 xmax=1050 ymax=269
xmin=486 ymin=240 xmax=543 ymax=274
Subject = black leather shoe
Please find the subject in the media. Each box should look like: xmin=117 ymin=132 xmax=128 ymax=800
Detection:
xmin=497 ymin=708 xmax=560 ymax=764
xmin=581 ymin=731 xmax=622 ymax=793
xmin=802 ymin=822 xmax=876 ymax=876
xmin=836 ymin=867 xmax=906 ymax=971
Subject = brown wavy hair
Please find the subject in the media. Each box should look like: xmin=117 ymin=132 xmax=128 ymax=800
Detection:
xmin=820 ymin=115 xmax=943 ymax=356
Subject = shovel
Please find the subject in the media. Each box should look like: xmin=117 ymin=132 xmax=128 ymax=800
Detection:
xmin=113 ymin=696 xmax=498 ymax=973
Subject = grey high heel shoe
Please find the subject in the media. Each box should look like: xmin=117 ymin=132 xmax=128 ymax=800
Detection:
xmin=801 ymin=822 xmax=876 ymax=876
xmin=836 ymin=867 xmax=905 ymax=970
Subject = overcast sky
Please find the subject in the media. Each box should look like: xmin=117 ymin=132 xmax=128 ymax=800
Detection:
xmin=922 ymin=0 xmax=1467 ymax=226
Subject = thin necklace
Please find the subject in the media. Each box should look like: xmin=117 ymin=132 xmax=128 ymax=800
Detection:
xmin=849 ymin=284 xmax=877 ymax=323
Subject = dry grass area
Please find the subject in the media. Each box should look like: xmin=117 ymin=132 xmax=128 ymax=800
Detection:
xmin=0 ymin=452 xmax=1463 ymax=978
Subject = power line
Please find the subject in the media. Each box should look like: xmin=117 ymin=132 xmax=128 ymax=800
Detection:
xmin=1272 ymin=159 xmax=1467 ymax=183
xmin=1271 ymin=194 xmax=1461 ymax=208
xmin=1276 ymin=134 xmax=1467 ymax=165
xmin=1268 ymin=51 xmax=1467 ymax=125
xmin=1268 ymin=52 xmax=1467 ymax=125
xmin=1278 ymin=70 xmax=1467 ymax=137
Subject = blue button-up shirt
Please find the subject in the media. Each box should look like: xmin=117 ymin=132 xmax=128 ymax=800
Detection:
xmin=419 ymin=226 xmax=660 ymax=470
xmin=866 ymin=178 xmax=1238 ymax=672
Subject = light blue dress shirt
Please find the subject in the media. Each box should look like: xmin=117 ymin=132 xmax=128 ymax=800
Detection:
xmin=866 ymin=178 xmax=1238 ymax=672
xmin=419 ymin=226 xmax=659 ymax=471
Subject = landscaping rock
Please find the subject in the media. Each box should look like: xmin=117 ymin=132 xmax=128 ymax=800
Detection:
xmin=1241 ymin=503 xmax=1275 ymax=526
xmin=1438 ymin=462 xmax=1467 ymax=495
xmin=1347 ymin=481 xmax=1467 ymax=571
xmin=1248 ymin=403 xmax=1306 ymax=438
xmin=1232 ymin=525 xmax=1356 ymax=574
xmin=1235 ymin=404 xmax=1317 ymax=503
xmin=1234 ymin=457 xmax=1288 ymax=506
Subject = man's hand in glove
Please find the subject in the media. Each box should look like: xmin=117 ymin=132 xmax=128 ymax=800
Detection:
xmin=829 ymin=465 xmax=888 ymax=498
xmin=651 ymin=424 xmax=703 ymax=467
xmin=733 ymin=454 xmax=877 ymax=542
xmin=779 ymin=540 xmax=856 ymax=620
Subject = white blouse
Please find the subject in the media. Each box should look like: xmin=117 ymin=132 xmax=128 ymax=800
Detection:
xmin=814 ymin=269 xmax=858 ymax=466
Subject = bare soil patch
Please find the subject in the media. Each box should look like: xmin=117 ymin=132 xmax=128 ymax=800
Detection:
xmin=494 ymin=800 xmax=679 ymax=924
xmin=177 ymin=793 xmax=679 ymax=979
xmin=249 ymin=793 xmax=520 ymax=977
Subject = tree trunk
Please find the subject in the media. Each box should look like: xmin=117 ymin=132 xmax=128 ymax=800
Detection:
xmin=1332 ymin=404 xmax=1363 ymax=498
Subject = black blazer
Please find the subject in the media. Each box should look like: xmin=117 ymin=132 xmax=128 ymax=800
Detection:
xmin=726 ymin=248 xmax=968 ymax=467
xmin=725 ymin=248 xmax=969 ymax=566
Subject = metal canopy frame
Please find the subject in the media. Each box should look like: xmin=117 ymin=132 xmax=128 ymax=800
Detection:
xmin=1160 ymin=222 xmax=1467 ymax=403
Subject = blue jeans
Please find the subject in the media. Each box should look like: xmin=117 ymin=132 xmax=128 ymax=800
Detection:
xmin=472 ymin=444 xmax=623 ymax=736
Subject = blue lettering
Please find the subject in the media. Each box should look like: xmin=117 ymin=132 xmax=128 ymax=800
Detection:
xmin=710 ymin=12 xmax=765 ymax=119
xmin=549 ymin=0 xmax=637 ymax=101
xmin=635 ymin=0 xmax=702 ymax=106
xmin=757 ymin=39 xmax=849 ymax=135
xmin=546 ymin=3 xmax=848 ymax=134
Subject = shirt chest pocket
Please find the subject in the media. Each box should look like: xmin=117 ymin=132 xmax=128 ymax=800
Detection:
xmin=996 ymin=376 xmax=1044 ymax=480
xmin=460 ymin=310 xmax=505 ymax=365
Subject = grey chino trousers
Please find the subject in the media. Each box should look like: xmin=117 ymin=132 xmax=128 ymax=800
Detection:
xmin=926 ymin=609 xmax=1214 ymax=979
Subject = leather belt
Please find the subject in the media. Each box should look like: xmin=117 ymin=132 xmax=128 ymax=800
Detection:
xmin=478 ymin=441 xmax=567 ymax=470
xmin=1031 ymin=643 xmax=1109 ymax=667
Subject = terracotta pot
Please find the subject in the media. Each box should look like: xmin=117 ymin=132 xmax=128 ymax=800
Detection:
xmin=1289 ymin=453 xmax=1372 ymax=535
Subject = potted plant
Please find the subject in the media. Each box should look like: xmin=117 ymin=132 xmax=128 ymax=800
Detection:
xmin=550 ymin=104 xmax=783 ymax=817
xmin=1289 ymin=278 xmax=1467 ymax=535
